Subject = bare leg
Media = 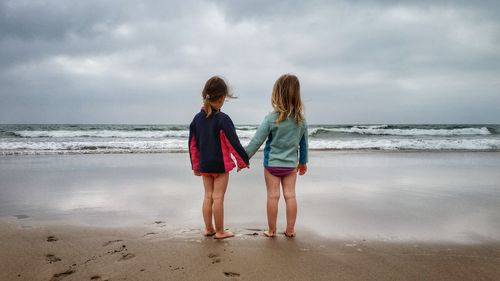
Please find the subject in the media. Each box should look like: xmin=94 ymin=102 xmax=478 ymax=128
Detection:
xmin=264 ymin=169 xmax=281 ymax=237
xmin=212 ymin=173 xmax=233 ymax=239
xmin=202 ymin=176 xmax=215 ymax=236
xmin=282 ymin=169 xmax=298 ymax=237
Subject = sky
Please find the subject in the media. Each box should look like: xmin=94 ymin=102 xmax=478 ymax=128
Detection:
xmin=1 ymin=0 xmax=499 ymax=124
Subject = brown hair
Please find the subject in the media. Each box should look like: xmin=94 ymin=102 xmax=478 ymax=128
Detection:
xmin=202 ymin=76 xmax=234 ymax=117
xmin=271 ymin=74 xmax=304 ymax=124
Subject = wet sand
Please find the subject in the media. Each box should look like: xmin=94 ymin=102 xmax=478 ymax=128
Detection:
xmin=1 ymin=151 xmax=500 ymax=280
xmin=1 ymin=218 xmax=499 ymax=281
xmin=1 ymin=151 xmax=500 ymax=242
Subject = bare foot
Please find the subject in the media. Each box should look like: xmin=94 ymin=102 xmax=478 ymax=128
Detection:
xmin=263 ymin=230 xmax=276 ymax=237
xmin=284 ymin=231 xmax=296 ymax=238
xmin=214 ymin=230 xmax=234 ymax=239
xmin=204 ymin=229 xmax=216 ymax=236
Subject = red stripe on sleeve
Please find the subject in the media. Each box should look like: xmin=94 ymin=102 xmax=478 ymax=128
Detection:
xmin=189 ymin=135 xmax=200 ymax=171
xmin=220 ymin=130 xmax=248 ymax=170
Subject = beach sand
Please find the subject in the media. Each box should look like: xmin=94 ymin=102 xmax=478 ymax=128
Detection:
xmin=1 ymin=151 xmax=500 ymax=280
xmin=1 ymin=218 xmax=499 ymax=281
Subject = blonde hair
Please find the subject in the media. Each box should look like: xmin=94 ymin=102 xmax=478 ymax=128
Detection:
xmin=202 ymin=76 xmax=235 ymax=118
xmin=271 ymin=74 xmax=304 ymax=124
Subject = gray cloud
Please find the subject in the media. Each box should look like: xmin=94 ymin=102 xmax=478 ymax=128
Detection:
xmin=0 ymin=0 xmax=499 ymax=124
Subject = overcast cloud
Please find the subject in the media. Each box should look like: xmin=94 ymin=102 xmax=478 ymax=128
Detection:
xmin=1 ymin=0 xmax=499 ymax=124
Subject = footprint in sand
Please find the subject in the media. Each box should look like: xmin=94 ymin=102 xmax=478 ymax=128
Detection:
xmin=168 ymin=265 xmax=185 ymax=271
xmin=102 ymin=239 xmax=123 ymax=247
xmin=153 ymin=221 xmax=167 ymax=228
xmin=144 ymin=232 xmax=157 ymax=237
xmin=90 ymin=275 xmax=101 ymax=280
xmin=15 ymin=214 xmax=30 ymax=219
xmin=106 ymin=244 xmax=128 ymax=256
xmin=45 ymin=254 xmax=61 ymax=263
xmin=47 ymin=236 xmax=59 ymax=242
xmin=119 ymin=253 xmax=135 ymax=261
xmin=50 ymin=269 xmax=75 ymax=281
xmin=84 ymin=256 xmax=98 ymax=265
xmin=245 ymin=228 xmax=264 ymax=232
xmin=154 ymin=220 xmax=166 ymax=225
xmin=208 ymin=253 xmax=222 ymax=264
xmin=243 ymin=228 xmax=265 ymax=237
xmin=223 ymin=272 xmax=240 ymax=277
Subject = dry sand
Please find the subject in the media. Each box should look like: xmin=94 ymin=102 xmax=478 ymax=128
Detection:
xmin=1 ymin=218 xmax=499 ymax=281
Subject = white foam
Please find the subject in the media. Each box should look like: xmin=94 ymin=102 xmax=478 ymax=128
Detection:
xmin=235 ymin=126 xmax=258 ymax=131
xmin=1 ymin=137 xmax=499 ymax=155
xmin=0 ymin=139 xmax=187 ymax=154
xmin=13 ymin=130 xmax=190 ymax=138
xmin=309 ymin=138 xmax=500 ymax=150
xmin=235 ymin=130 xmax=257 ymax=139
xmin=12 ymin=129 xmax=258 ymax=139
xmin=310 ymin=126 xmax=491 ymax=136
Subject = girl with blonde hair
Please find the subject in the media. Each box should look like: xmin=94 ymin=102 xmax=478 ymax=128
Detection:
xmin=246 ymin=74 xmax=308 ymax=237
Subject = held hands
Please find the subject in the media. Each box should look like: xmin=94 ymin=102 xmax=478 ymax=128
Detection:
xmin=237 ymin=165 xmax=250 ymax=172
xmin=297 ymin=164 xmax=307 ymax=175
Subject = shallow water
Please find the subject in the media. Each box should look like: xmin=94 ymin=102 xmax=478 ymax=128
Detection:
xmin=1 ymin=152 xmax=499 ymax=243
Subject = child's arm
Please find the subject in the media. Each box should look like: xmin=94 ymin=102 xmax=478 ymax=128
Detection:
xmin=298 ymin=122 xmax=308 ymax=175
xmin=245 ymin=116 xmax=271 ymax=158
xmin=219 ymin=115 xmax=250 ymax=169
xmin=188 ymin=121 xmax=201 ymax=176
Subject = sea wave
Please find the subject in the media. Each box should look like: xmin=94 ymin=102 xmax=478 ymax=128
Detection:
xmin=11 ymin=130 xmax=190 ymax=138
xmin=309 ymin=138 xmax=500 ymax=151
xmin=0 ymin=139 xmax=187 ymax=154
xmin=1 ymin=138 xmax=499 ymax=155
xmin=235 ymin=126 xmax=258 ymax=131
xmin=9 ymin=129 xmax=258 ymax=139
xmin=6 ymin=125 xmax=494 ymax=140
xmin=310 ymin=126 xmax=492 ymax=137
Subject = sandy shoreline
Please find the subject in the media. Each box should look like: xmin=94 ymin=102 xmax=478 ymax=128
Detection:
xmin=1 ymin=218 xmax=499 ymax=281
xmin=1 ymin=151 xmax=500 ymax=280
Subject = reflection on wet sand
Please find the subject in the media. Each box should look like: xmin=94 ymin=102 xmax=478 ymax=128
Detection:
xmin=1 ymin=152 xmax=499 ymax=243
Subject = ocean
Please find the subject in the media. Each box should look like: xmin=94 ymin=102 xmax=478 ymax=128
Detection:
xmin=0 ymin=124 xmax=499 ymax=155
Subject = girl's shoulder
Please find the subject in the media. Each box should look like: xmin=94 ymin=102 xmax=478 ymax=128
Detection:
xmin=258 ymin=112 xmax=278 ymax=129
xmin=192 ymin=110 xmax=206 ymax=121
xmin=217 ymin=111 xmax=231 ymax=121
xmin=266 ymin=111 xmax=278 ymax=118
xmin=216 ymin=111 xmax=237 ymax=127
xmin=264 ymin=111 xmax=278 ymax=122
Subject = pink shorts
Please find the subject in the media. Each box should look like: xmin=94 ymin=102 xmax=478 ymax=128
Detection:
xmin=265 ymin=166 xmax=295 ymax=177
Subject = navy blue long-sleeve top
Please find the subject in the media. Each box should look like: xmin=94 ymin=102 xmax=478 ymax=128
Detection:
xmin=189 ymin=109 xmax=249 ymax=173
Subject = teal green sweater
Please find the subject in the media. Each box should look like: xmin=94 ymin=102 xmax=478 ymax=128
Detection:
xmin=245 ymin=112 xmax=308 ymax=167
